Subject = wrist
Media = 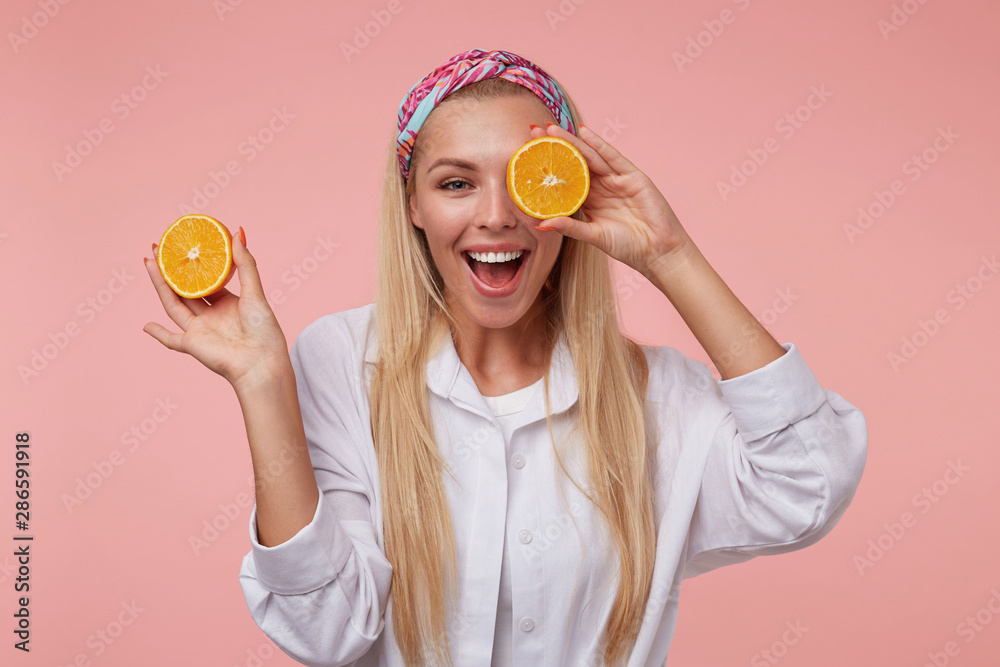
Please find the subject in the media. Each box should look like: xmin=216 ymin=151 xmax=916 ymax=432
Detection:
xmin=643 ymin=241 xmax=703 ymax=293
xmin=232 ymin=354 xmax=296 ymax=399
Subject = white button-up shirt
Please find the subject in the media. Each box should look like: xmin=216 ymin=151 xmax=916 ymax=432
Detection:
xmin=239 ymin=303 xmax=867 ymax=667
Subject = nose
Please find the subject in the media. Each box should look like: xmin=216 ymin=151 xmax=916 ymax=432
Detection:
xmin=476 ymin=178 xmax=518 ymax=231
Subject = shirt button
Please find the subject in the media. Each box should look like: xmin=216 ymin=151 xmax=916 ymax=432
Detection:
xmin=517 ymin=529 xmax=532 ymax=544
xmin=519 ymin=617 xmax=535 ymax=632
xmin=511 ymin=454 xmax=525 ymax=469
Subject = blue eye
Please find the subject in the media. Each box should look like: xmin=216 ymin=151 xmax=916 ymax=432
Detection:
xmin=439 ymin=179 xmax=470 ymax=191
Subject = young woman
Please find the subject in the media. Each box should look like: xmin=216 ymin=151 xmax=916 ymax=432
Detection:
xmin=143 ymin=48 xmax=867 ymax=667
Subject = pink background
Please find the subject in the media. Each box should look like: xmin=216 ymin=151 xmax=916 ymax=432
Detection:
xmin=3 ymin=0 xmax=998 ymax=664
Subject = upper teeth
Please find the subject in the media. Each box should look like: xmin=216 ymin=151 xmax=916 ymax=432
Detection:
xmin=468 ymin=250 xmax=524 ymax=263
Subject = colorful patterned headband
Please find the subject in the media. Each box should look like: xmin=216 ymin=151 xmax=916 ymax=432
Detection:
xmin=396 ymin=48 xmax=578 ymax=182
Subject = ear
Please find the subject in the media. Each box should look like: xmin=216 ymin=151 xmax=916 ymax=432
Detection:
xmin=408 ymin=194 xmax=424 ymax=230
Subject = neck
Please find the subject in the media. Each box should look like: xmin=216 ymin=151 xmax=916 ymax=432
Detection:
xmin=447 ymin=298 xmax=551 ymax=396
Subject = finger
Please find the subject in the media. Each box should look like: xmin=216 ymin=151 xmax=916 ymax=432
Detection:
xmin=534 ymin=215 xmax=605 ymax=248
xmin=231 ymin=231 xmax=266 ymax=300
xmin=141 ymin=320 xmax=186 ymax=353
xmin=543 ymin=122 xmax=616 ymax=178
xmin=144 ymin=255 xmax=196 ymax=331
xmin=575 ymin=124 xmax=640 ymax=176
xmin=182 ymin=295 xmax=210 ymax=316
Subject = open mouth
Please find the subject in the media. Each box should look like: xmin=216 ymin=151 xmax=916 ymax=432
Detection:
xmin=464 ymin=250 xmax=527 ymax=289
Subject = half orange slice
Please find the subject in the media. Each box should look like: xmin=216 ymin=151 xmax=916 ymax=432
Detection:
xmin=507 ymin=136 xmax=590 ymax=219
xmin=156 ymin=214 xmax=235 ymax=298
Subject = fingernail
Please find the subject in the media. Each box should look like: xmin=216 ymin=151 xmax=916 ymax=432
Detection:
xmin=239 ymin=226 xmax=246 ymax=247
xmin=545 ymin=122 xmax=554 ymax=128
xmin=535 ymin=225 xmax=557 ymax=231
xmin=151 ymin=242 xmax=157 ymax=254
xmin=142 ymin=256 xmax=148 ymax=265
xmin=529 ymin=123 xmax=541 ymax=130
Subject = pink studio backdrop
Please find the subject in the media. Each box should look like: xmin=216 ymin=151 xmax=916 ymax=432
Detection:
xmin=3 ymin=0 xmax=998 ymax=665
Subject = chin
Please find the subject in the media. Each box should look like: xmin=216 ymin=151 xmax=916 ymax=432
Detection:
xmin=452 ymin=293 xmax=518 ymax=322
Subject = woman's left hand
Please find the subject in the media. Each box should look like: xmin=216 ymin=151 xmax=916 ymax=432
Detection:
xmin=528 ymin=122 xmax=695 ymax=279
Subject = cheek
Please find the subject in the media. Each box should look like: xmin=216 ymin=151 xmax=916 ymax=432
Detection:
xmin=536 ymin=233 xmax=564 ymax=264
xmin=423 ymin=203 xmax=470 ymax=243
xmin=421 ymin=226 xmax=463 ymax=270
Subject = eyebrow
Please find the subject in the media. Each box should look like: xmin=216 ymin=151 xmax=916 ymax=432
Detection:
xmin=427 ymin=157 xmax=478 ymax=173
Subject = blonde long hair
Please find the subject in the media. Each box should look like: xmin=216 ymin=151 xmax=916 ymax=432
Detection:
xmin=369 ymin=73 xmax=656 ymax=666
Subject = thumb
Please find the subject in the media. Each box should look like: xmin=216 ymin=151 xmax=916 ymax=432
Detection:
xmin=231 ymin=227 xmax=265 ymax=299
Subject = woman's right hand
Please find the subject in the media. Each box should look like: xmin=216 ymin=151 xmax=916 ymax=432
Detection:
xmin=142 ymin=227 xmax=291 ymax=393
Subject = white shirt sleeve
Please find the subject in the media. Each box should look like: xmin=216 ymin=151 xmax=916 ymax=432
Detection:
xmin=681 ymin=342 xmax=868 ymax=578
xmin=238 ymin=316 xmax=391 ymax=667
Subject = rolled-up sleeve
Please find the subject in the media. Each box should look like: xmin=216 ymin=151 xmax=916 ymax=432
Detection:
xmin=682 ymin=342 xmax=868 ymax=579
xmin=238 ymin=316 xmax=391 ymax=666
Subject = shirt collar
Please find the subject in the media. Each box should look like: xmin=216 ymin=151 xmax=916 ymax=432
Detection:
xmin=363 ymin=317 xmax=579 ymax=422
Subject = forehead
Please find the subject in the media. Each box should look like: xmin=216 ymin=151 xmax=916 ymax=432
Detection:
xmin=418 ymin=93 xmax=556 ymax=157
